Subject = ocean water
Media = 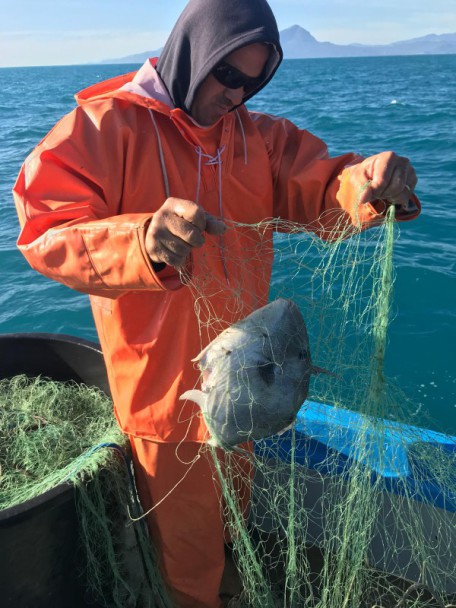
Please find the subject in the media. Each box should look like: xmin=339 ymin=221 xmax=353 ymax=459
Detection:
xmin=0 ymin=55 xmax=455 ymax=433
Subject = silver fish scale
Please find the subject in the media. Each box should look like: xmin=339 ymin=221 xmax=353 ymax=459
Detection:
xmin=180 ymin=299 xmax=315 ymax=449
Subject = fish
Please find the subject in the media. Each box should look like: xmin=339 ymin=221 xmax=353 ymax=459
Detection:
xmin=180 ymin=298 xmax=326 ymax=449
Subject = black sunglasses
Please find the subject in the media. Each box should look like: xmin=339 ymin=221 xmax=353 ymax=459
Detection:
xmin=211 ymin=61 xmax=264 ymax=93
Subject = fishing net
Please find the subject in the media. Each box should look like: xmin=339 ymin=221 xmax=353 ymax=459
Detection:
xmin=178 ymin=205 xmax=456 ymax=608
xmin=0 ymin=375 xmax=171 ymax=608
xmin=3 ymin=204 xmax=455 ymax=608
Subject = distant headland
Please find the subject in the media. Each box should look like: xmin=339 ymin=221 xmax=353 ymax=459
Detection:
xmin=100 ymin=25 xmax=456 ymax=64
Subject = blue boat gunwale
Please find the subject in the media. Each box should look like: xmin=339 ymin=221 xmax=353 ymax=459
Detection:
xmin=256 ymin=400 xmax=456 ymax=512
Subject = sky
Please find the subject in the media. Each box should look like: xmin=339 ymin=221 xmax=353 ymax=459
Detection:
xmin=1 ymin=0 xmax=455 ymax=68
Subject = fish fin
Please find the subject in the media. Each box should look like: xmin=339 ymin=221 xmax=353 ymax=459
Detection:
xmin=179 ymin=389 xmax=207 ymax=410
xmin=191 ymin=345 xmax=210 ymax=363
xmin=206 ymin=437 xmax=254 ymax=461
xmin=192 ymin=334 xmax=235 ymax=364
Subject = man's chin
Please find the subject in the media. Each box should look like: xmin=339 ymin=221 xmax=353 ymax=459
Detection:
xmin=199 ymin=115 xmax=222 ymax=127
xmin=191 ymin=106 xmax=228 ymax=127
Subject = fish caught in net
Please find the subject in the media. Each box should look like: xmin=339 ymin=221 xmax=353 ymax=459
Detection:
xmin=177 ymin=207 xmax=456 ymax=608
xmin=2 ymin=205 xmax=455 ymax=608
xmin=180 ymin=298 xmax=328 ymax=450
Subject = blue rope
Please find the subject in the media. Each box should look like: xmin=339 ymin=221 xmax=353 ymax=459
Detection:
xmin=63 ymin=441 xmax=145 ymax=523
xmin=64 ymin=441 xmax=128 ymax=482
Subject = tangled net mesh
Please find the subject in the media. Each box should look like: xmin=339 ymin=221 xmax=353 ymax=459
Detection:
xmin=180 ymin=207 xmax=456 ymax=608
xmin=0 ymin=376 xmax=171 ymax=608
xmin=1 ymin=206 xmax=455 ymax=608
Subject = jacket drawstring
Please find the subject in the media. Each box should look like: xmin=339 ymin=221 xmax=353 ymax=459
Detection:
xmin=148 ymin=108 xmax=231 ymax=284
xmin=148 ymin=109 xmax=170 ymax=198
xmin=235 ymin=110 xmax=248 ymax=165
xmin=195 ymin=145 xmax=229 ymax=285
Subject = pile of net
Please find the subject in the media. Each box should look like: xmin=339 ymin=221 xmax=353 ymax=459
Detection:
xmin=182 ymin=207 xmax=456 ymax=608
xmin=0 ymin=375 xmax=171 ymax=608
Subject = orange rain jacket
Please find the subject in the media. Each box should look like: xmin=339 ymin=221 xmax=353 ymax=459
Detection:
xmin=13 ymin=60 xmax=420 ymax=443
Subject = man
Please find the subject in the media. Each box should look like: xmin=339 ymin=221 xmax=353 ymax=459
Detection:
xmin=13 ymin=0 xmax=420 ymax=606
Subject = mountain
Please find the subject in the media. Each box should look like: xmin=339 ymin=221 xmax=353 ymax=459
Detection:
xmin=280 ymin=26 xmax=456 ymax=58
xmin=100 ymin=48 xmax=163 ymax=64
xmin=100 ymin=26 xmax=456 ymax=64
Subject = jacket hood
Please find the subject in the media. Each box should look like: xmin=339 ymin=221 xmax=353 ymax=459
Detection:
xmin=156 ymin=0 xmax=283 ymax=114
xmin=74 ymin=60 xmax=172 ymax=115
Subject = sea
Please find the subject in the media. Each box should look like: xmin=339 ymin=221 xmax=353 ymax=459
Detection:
xmin=0 ymin=55 xmax=455 ymax=434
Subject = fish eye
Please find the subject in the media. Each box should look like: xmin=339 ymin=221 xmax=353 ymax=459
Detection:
xmin=298 ymin=348 xmax=308 ymax=360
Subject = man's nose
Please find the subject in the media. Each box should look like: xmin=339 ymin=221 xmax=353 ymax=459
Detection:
xmin=224 ymin=87 xmax=244 ymax=106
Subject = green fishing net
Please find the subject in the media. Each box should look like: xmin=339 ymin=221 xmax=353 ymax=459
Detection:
xmin=0 ymin=375 xmax=171 ymax=608
xmin=2 ymin=205 xmax=455 ymax=608
xmin=181 ymin=206 xmax=456 ymax=607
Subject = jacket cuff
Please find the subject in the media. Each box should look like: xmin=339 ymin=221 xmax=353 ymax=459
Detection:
xmin=137 ymin=217 xmax=183 ymax=290
xmin=367 ymin=195 xmax=421 ymax=222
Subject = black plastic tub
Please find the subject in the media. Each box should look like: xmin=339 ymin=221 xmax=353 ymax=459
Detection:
xmin=0 ymin=332 xmax=110 ymax=395
xmin=0 ymin=333 xmax=110 ymax=608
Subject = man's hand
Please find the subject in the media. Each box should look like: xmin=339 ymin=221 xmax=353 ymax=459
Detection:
xmin=145 ymin=197 xmax=227 ymax=269
xmin=351 ymin=151 xmax=418 ymax=212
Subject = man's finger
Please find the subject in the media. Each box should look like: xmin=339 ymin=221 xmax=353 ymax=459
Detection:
xmin=371 ymin=158 xmax=408 ymax=201
xmin=406 ymin=166 xmax=418 ymax=192
xmin=171 ymin=198 xmax=207 ymax=232
xmin=357 ymin=183 xmax=378 ymax=206
xmin=205 ymin=214 xmax=227 ymax=236
xmin=154 ymin=240 xmax=190 ymax=269
xmin=355 ymin=153 xmax=417 ymax=207
xmin=367 ymin=154 xmax=398 ymax=197
xmin=168 ymin=215 xmax=206 ymax=248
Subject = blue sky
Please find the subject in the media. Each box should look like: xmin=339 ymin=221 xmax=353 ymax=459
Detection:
xmin=1 ymin=0 xmax=455 ymax=67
